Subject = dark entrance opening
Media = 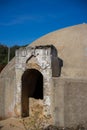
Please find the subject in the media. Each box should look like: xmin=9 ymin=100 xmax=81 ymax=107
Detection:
xmin=21 ymin=69 xmax=43 ymax=117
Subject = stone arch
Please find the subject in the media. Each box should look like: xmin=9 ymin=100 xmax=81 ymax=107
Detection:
xmin=15 ymin=45 xmax=58 ymax=118
xmin=21 ymin=68 xmax=43 ymax=117
xmin=26 ymin=55 xmax=41 ymax=70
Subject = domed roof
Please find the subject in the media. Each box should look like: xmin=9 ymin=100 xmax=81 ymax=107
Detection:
xmin=0 ymin=24 xmax=87 ymax=78
xmin=29 ymin=24 xmax=87 ymax=78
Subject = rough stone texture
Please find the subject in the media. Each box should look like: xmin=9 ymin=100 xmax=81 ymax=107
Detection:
xmin=0 ymin=24 xmax=87 ymax=127
xmin=0 ymin=45 xmax=59 ymax=122
xmin=15 ymin=45 xmax=57 ymax=119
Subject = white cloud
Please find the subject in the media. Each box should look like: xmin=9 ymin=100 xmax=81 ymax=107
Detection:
xmin=0 ymin=13 xmax=59 ymax=26
xmin=0 ymin=15 xmax=36 ymax=26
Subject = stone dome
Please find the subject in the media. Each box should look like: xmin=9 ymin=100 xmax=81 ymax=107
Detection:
xmin=29 ymin=23 xmax=87 ymax=78
xmin=0 ymin=24 xmax=87 ymax=125
xmin=0 ymin=24 xmax=87 ymax=78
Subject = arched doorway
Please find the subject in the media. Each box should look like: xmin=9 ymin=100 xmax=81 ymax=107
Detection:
xmin=21 ymin=69 xmax=43 ymax=117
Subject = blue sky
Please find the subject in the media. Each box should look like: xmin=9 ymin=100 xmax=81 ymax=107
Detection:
xmin=0 ymin=0 xmax=87 ymax=47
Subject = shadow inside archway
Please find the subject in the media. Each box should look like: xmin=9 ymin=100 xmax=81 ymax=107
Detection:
xmin=21 ymin=69 xmax=43 ymax=117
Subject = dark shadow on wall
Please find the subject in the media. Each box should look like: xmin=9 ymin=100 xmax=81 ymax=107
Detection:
xmin=58 ymin=57 xmax=63 ymax=76
xmin=52 ymin=57 xmax=63 ymax=77
xmin=21 ymin=69 xmax=43 ymax=117
xmin=51 ymin=45 xmax=63 ymax=77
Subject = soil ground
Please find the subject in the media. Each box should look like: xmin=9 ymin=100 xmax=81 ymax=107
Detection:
xmin=0 ymin=98 xmax=52 ymax=130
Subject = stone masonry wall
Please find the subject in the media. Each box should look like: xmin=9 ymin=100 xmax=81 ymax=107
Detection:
xmin=0 ymin=67 xmax=16 ymax=119
xmin=0 ymin=45 xmax=59 ymax=121
xmin=15 ymin=45 xmax=58 ymax=121
xmin=53 ymin=77 xmax=87 ymax=127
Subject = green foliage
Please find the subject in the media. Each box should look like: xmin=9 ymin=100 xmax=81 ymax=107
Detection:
xmin=10 ymin=45 xmax=20 ymax=60
xmin=0 ymin=44 xmax=8 ymax=65
xmin=0 ymin=43 xmax=20 ymax=66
